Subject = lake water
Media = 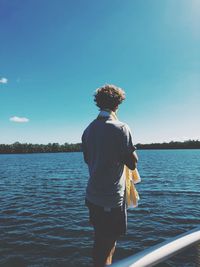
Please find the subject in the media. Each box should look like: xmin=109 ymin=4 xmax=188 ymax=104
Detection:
xmin=0 ymin=150 xmax=199 ymax=267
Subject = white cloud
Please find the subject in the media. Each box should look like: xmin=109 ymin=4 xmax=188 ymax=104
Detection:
xmin=10 ymin=116 xmax=30 ymax=123
xmin=0 ymin=77 xmax=8 ymax=84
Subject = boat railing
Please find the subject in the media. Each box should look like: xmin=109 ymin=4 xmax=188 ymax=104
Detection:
xmin=111 ymin=226 xmax=200 ymax=267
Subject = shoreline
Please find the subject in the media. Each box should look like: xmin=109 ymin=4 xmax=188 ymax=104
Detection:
xmin=0 ymin=140 xmax=199 ymax=154
xmin=0 ymin=148 xmax=200 ymax=155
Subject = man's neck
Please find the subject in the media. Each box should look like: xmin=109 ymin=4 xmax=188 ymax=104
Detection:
xmin=98 ymin=109 xmax=118 ymax=120
xmin=99 ymin=110 xmax=111 ymax=117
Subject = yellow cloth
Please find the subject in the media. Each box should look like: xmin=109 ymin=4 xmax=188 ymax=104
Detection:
xmin=110 ymin=111 xmax=140 ymax=208
xmin=125 ymin=167 xmax=140 ymax=208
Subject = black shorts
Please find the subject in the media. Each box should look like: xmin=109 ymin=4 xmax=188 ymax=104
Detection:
xmin=85 ymin=198 xmax=127 ymax=239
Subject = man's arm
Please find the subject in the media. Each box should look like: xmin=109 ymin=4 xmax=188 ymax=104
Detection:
xmin=83 ymin=150 xmax=88 ymax=164
xmin=82 ymin=132 xmax=89 ymax=164
xmin=124 ymin=151 xmax=138 ymax=170
xmin=121 ymin=124 xmax=138 ymax=170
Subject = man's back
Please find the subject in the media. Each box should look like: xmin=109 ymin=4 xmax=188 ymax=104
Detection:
xmin=82 ymin=115 xmax=134 ymax=208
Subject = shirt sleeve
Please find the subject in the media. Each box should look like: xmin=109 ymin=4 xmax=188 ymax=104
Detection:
xmin=120 ymin=123 xmax=136 ymax=160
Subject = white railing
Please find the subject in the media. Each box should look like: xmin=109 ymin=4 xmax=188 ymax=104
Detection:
xmin=112 ymin=227 xmax=200 ymax=267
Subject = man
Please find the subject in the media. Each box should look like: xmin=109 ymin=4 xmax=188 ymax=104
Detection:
xmin=82 ymin=84 xmax=138 ymax=267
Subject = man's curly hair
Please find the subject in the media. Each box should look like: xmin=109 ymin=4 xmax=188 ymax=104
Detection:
xmin=94 ymin=84 xmax=125 ymax=111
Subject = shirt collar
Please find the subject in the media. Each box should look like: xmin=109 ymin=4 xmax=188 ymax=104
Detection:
xmin=98 ymin=109 xmax=118 ymax=120
xmin=98 ymin=110 xmax=112 ymax=117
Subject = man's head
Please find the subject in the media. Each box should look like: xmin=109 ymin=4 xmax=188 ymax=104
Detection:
xmin=94 ymin=84 xmax=125 ymax=112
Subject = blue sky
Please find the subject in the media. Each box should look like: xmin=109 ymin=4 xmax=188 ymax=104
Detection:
xmin=0 ymin=0 xmax=200 ymax=144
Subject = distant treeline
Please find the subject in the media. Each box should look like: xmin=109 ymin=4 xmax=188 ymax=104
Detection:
xmin=0 ymin=140 xmax=199 ymax=154
xmin=136 ymin=140 xmax=200 ymax=150
xmin=0 ymin=142 xmax=82 ymax=154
